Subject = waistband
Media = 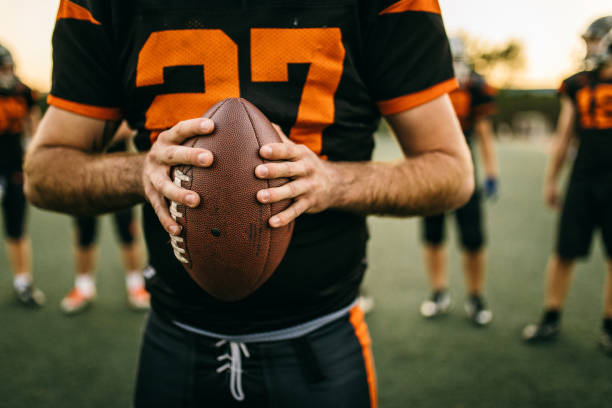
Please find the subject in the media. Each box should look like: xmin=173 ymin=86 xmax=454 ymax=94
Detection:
xmin=173 ymin=298 xmax=358 ymax=343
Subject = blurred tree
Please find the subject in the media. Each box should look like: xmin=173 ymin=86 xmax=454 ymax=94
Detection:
xmin=457 ymin=33 xmax=526 ymax=88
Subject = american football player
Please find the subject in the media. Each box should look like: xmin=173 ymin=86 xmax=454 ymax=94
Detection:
xmin=523 ymin=16 xmax=612 ymax=357
xmin=60 ymin=122 xmax=149 ymax=314
xmin=0 ymin=44 xmax=45 ymax=306
xmin=419 ymin=36 xmax=499 ymax=326
xmin=24 ymin=1 xmax=474 ymax=406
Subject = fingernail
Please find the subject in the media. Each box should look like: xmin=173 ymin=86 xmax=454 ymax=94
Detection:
xmin=257 ymin=165 xmax=268 ymax=177
xmin=269 ymin=216 xmax=279 ymax=226
xmin=187 ymin=194 xmax=198 ymax=206
xmin=169 ymin=225 xmax=181 ymax=235
xmin=198 ymin=152 xmax=210 ymax=165
xmin=259 ymin=190 xmax=270 ymax=202
xmin=200 ymin=119 xmax=211 ymax=132
xmin=261 ymin=146 xmax=272 ymax=156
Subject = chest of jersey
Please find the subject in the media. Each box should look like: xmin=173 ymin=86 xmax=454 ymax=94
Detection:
xmin=575 ymin=84 xmax=612 ymax=130
xmin=121 ymin=3 xmax=377 ymax=159
xmin=0 ymin=94 xmax=28 ymax=134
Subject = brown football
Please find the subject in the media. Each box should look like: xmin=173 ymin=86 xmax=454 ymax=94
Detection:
xmin=169 ymin=98 xmax=294 ymax=302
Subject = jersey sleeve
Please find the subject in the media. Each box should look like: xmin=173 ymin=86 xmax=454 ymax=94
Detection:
xmin=363 ymin=0 xmax=458 ymax=116
xmin=48 ymin=0 xmax=122 ymax=121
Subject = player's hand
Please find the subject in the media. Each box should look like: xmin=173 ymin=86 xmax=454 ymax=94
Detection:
xmin=543 ymin=181 xmax=560 ymax=210
xmin=142 ymin=118 xmax=214 ymax=235
xmin=255 ymin=125 xmax=335 ymax=228
xmin=484 ymin=176 xmax=499 ymax=201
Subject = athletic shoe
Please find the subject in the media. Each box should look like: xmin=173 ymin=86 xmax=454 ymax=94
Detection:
xmin=15 ymin=284 xmax=46 ymax=307
xmin=522 ymin=321 xmax=560 ymax=343
xmin=465 ymin=296 xmax=493 ymax=326
xmin=599 ymin=331 xmax=612 ymax=357
xmin=127 ymin=285 xmax=150 ymax=311
xmin=357 ymin=295 xmax=375 ymax=315
xmin=420 ymin=290 xmax=451 ymax=318
xmin=60 ymin=287 xmax=96 ymax=315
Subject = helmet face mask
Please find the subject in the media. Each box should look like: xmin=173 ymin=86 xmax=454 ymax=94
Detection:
xmin=449 ymin=37 xmax=471 ymax=85
xmin=0 ymin=45 xmax=16 ymax=90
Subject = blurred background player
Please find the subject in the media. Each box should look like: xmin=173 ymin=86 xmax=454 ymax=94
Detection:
xmin=523 ymin=16 xmax=612 ymax=356
xmin=419 ymin=37 xmax=499 ymax=326
xmin=0 ymin=44 xmax=44 ymax=306
xmin=60 ymin=123 xmax=149 ymax=314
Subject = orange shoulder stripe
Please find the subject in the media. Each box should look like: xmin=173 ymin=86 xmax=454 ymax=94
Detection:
xmin=379 ymin=0 xmax=441 ymax=15
xmin=56 ymin=0 xmax=101 ymax=25
xmin=349 ymin=306 xmax=378 ymax=408
xmin=377 ymin=78 xmax=458 ymax=116
xmin=47 ymin=95 xmax=122 ymax=121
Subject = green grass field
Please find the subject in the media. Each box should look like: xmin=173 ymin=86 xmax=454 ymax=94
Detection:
xmin=2 ymin=135 xmax=612 ymax=407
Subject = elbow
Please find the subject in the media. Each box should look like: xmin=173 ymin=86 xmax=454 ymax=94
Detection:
xmin=23 ymin=150 xmax=45 ymax=209
xmin=449 ymin=153 xmax=475 ymax=210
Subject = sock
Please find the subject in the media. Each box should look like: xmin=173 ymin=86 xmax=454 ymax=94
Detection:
xmin=432 ymin=289 xmax=447 ymax=301
xmin=13 ymin=273 xmax=31 ymax=292
xmin=126 ymin=271 xmax=144 ymax=291
xmin=75 ymin=274 xmax=96 ymax=296
xmin=543 ymin=309 xmax=561 ymax=325
xmin=603 ymin=317 xmax=612 ymax=334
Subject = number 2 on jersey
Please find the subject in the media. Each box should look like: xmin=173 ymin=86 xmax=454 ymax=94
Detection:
xmin=136 ymin=28 xmax=346 ymax=155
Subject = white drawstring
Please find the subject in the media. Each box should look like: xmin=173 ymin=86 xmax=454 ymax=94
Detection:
xmin=215 ymin=339 xmax=250 ymax=401
xmin=169 ymin=169 xmax=190 ymax=264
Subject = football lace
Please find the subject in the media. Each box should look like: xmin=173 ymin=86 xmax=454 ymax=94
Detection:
xmin=169 ymin=169 xmax=191 ymax=264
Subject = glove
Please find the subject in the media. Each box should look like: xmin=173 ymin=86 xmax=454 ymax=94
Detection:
xmin=484 ymin=176 xmax=498 ymax=201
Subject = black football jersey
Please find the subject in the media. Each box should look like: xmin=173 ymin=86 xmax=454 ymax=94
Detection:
xmin=49 ymin=0 xmax=456 ymax=333
xmin=0 ymin=80 xmax=36 ymax=170
xmin=559 ymin=71 xmax=612 ymax=176
xmin=448 ymin=71 xmax=496 ymax=139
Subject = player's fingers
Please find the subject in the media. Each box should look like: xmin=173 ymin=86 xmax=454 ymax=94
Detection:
xmin=160 ymin=118 xmax=214 ymax=144
xmin=259 ymin=142 xmax=301 ymax=161
xmin=149 ymin=170 xmax=200 ymax=208
xmin=159 ymin=145 xmax=213 ymax=167
xmin=268 ymin=198 xmax=309 ymax=228
xmin=146 ymin=188 xmax=182 ymax=235
xmin=255 ymin=160 xmax=308 ymax=179
xmin=257 ymin=179 xmax=308 ymax=204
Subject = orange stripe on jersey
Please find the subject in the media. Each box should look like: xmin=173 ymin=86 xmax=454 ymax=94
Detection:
xmin=377 ymin=78 xmax=458 ymax=116
xmin=47 ymin=95 xmax=121 ymax=121
xmin=379 ymin=0 xmax=441 ymax=15
xmin=349 ymin=306 xmax=378 ymax=408
xmin=56 ymin=0 xmax=101 ymax=25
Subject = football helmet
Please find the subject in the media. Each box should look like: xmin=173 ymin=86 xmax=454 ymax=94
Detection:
xmin=583 ymin=16 xmax=612 ymax=69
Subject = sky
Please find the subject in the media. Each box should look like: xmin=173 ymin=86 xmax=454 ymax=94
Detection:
xmin=0 ymin=0 xmax=611 ymax=91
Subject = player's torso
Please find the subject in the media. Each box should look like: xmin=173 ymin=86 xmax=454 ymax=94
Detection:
xmin=0 ymin=87 xmax=30 ymax=135
xmin=569 ymin=73 xmax=612 ymax=175
xmin=110 ymin=0 xmax=380 ymax=161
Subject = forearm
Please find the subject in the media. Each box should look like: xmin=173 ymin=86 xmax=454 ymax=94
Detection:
xmin=475 ymin=119 xmax=498 ymax=177
xmin=24 ymin=147 xmax=145 ymax=215
xmin=328 ymin=150 xmax=474 ymax=216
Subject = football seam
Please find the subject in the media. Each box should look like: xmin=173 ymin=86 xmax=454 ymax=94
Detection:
xmin=239 ymin=98 xmax=274 ymax=291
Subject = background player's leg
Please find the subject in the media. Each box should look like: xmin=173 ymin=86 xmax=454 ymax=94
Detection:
xmin=3 ymin=171 xmax=44 ymax=306
xmin=113 ymin=208 xmax=149 ymax=310
xmin=420 ymin=213 xmax=452 ymax=318
xmin=424 ymin=243 xmax=448 ymax=291
xmin=462 ymin=249 xmax=485 ymax=295
xmin=544 ymin=254 xmax=575 ymax=310
xmin=61 ymin=216 xmax=98 ymax=314
xmin=600 ymin=260 xmax=612 ymax=356
xmin=523 ymin=254 xmax=575 ymax=342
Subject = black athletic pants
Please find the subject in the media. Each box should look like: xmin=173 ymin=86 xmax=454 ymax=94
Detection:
xmin=134 ymin=307 xmax=376 ymax=408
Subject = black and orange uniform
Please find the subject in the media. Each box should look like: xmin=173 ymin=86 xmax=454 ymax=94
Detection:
xmin=74 ymin=140 xmax=136 ymax=248
xmin=0 ymin=79 xmax=36 ymax=239
xmin=556 ymin=70 xmax=612 ymax=259
xmin=423 ymin=71 xmax=496 ymax=250
xmin=49 ymin=0 xmax=456 ymax=406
